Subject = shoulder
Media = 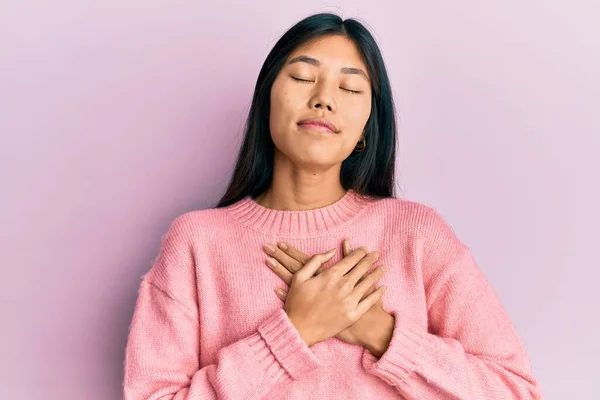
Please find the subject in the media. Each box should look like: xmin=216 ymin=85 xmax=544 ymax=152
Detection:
xmin=369 ymin=195 xmax=468 ymax=257
xmin=142 ymin=207 xmax=228 ymax=285
xmin=368 ymin=196 xmax=453 ymax=232
xmin=162 ymin=207 xmax=230 ymax=243
xmin=147 ymin=207 xmax=228 ymax=268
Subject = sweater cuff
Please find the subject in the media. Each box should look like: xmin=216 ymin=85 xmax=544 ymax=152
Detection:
xmin=361 ymin=311 xmax=426 ymax=386
xmin=256 ymin=308 xmax=321 ymax=380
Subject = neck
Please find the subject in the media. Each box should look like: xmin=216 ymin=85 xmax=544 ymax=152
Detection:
xmin=255 ymin=186 xmax=347 ymax=212
xmin=254 ymin=153 xmax=347 ymax=211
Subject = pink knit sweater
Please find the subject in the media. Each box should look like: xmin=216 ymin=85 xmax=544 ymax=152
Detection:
xmin=123 ymin=189 xmax=542 ymax=399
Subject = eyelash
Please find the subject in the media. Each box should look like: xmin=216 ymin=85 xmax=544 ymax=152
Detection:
xmin=291 ymin=76 xmax=362 ymax=95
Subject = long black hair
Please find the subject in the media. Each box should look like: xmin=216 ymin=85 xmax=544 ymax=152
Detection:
xmin=216 ymin=13 xmax=398 ymax=207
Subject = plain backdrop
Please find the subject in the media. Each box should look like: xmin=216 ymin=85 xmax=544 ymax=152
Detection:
xmin=1 ymin=1 xmax=598 ymax=398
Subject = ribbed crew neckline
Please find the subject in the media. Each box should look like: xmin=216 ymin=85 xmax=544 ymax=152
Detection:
xmin=223 ymin=189 xmax=376 ymax=237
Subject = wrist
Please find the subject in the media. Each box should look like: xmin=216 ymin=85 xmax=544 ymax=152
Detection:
xmin=361 ymin=312 xmax=395 ymax=358
xmin=286 ymin=312 xmax=319 ymax=347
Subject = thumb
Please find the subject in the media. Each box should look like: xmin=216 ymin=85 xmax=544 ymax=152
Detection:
xmin=296 ymin=248 xmax=336 ymax=281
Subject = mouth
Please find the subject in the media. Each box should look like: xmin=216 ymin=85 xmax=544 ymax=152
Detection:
xmin=298 ymin=123 xmax=336 ymax=134
xmin=297 ymin=118 xmax=338 ymax=134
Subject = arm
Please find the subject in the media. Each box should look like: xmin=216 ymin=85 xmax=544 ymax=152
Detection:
xmin=360 ymin=209 xmax=543 ymax=399
xmin=123 ymin=216 xmax=320 ymax=400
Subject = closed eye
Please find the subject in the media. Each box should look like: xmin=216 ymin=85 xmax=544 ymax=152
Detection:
xmin=341 ymin=87 xmax=362 ymax=95
xmin=291 ymin=76 xmax=363 ymax=95
xmin=291 ymin=76 xmax=313 ymax=83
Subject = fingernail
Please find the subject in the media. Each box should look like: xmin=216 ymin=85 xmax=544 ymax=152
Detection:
xmin=373 ymin=251 xmax=380 ymax=260
xmin=264 ymin=244 xmax=276 ymax=254
xmin=266 ymin=257 xmax=277 ymax=268
xmin=277 ymin=242 xmax=288 ymax=250
xmin=326 ymin=248 xmax=337 ymax=255
xmin=274 ymin=288 xmax=285 ymax=295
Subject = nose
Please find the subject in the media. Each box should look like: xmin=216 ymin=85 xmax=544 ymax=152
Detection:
xmin=309 ymin=83 xmax=337 ymax=113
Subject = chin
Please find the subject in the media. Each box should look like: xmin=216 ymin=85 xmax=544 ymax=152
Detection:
xmin=293 ymin=151 xmax=340 ymax=169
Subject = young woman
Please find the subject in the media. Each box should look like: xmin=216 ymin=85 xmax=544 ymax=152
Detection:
xmin=123 ymin=13 xmax=542 ymax=399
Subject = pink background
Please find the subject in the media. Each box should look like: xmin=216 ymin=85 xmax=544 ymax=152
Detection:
xmin=2 ymin=1 xmax=598 ymax=398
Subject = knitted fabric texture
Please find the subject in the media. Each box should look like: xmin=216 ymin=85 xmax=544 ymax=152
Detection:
xmin=123 ymin=189 xmax=542 ymax=399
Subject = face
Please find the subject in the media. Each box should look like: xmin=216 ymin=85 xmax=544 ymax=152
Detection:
xmin=269 ymin=34 xmax=372 ymax=169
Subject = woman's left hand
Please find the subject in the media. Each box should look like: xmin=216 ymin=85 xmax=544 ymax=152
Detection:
xmin=263 ymin=239 xmax=391 ymax=347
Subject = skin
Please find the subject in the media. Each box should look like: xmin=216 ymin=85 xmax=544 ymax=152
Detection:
xmin=255 ymin=34 xmax=372 ymax=210
xmin=264 ymin=239 xmax=395 ymax=357
xmin=256 ymin=34 xmax=395 ymax=357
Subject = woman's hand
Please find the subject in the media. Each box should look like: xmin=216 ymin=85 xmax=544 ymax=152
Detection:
xmin=264 ymin=240 xmax=389 ymax=347
xmin=267 ymin=245 xmax=387 ymax=347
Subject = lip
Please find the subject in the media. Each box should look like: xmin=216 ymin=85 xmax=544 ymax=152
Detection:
xmin=297 ymin=118 xmax=338 ymax=133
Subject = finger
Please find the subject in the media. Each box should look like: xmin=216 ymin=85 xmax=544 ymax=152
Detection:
xmin=265 ymin=257 xmax=293 ymax=285
xmin=315 ymin=264 xmax=326 ymax=275
xmin=358 ymin=278 xmax=377 ymax=301
xmin=355 ymin=286 xmax=387 ymax=316
xmin=352 ymin=265 xmax=387 ymax=300
xmin=329 ymin=246 xmax=368 ymax=276
xmin=296 ymin=248 xmax=337 ymax=282
xmin=343 ymin=238 xmax=352 ymax=257
xmin=273 ymin=287 xmax=287 ymax=302
xmin=277 ymin=242 xmax=311 ymax=265
xmin=314 ymin=261 xmax=336 ymax=275
xmin=344 ymin=250 xmax=380 ymax=283
xmin=264 ymin=244 xmax=303 ymax=273
xmin=315 ymin=240 xmax=346 ymax=275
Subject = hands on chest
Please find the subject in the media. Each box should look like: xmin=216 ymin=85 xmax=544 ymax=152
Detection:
xmin=262 ymin=239 xmax=395 ymax=357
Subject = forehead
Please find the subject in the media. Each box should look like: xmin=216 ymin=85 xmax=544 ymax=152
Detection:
xmin=288 ymin=35 xmax=368 ymax=71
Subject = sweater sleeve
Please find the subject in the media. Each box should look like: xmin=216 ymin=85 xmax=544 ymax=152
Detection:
xmin=361 ymin=208 xmax=543 ymax=399
xmin=123 ymin=215 xmax=321 ymax=400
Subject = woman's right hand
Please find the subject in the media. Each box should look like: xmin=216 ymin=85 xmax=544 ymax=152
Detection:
xmin=284 ymin=247 xmax=387 ymax=347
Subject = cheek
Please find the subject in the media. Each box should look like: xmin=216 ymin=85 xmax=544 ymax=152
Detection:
xmin=342 ymin=97 xmax=372 ymax=130
xmin=269 ymin=85 xmax=297 ymax=148
xmin=270 ymin=86 xmax=295 ymax=125
xmin=270 ymin=88 xmax=308 ymax=144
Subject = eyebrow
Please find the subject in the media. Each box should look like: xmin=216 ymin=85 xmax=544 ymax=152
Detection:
xmin=287 ymin=55 xmax=369 ymax=81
